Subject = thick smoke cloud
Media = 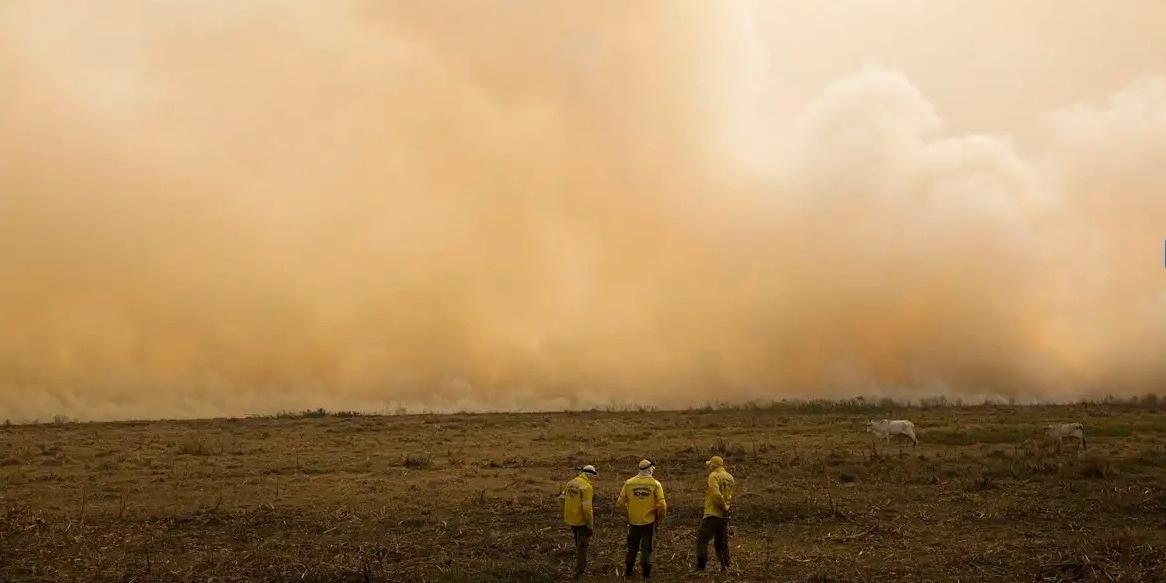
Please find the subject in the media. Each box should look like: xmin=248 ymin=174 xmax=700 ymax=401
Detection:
xmin=1 ymin=2 xmax=1164 ymax=420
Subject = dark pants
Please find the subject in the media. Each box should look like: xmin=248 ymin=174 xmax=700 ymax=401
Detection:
xmin=571 ymin=526 xmax=591 ymax=579
xmin=625 ymin=523 xmax=656 ymax=578
xmin=696 ymin=516 xmax=730 ymax=570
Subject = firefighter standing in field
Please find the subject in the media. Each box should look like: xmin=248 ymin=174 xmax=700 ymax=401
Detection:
xmin=616 ymin=459 xmax=667 ymax=578
xmin=695 ymin=455 xmax=735 ymax=572
xmin=561 ymin=464 xmax=598 ymax=580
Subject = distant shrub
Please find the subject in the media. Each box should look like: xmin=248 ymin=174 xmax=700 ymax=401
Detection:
xmin=670 ymin=394 xmax=1166 ymax=415
xmin=91 ymin=459 xmax=118 ymax=472
xmin=967 ymin=474 xmax=997 ymax=491
xmin=753 ymin=397 xmax=906 ymax=415
xmin=446 ymin=449 xmax=464 ymax=467
xmin=927 ymin=426 xmax=1030 ymax=446
xmin=176 ymin=437 xmax=214 ymax=456
xmin=403 ymin=452 xmax=434 ymax=469
xmin=1122 ymin=449 xmax=1166 ymax=470
xmin=1087 ymin=394 xmax=1166 ymax=411
xmin=52 ymin=414 xmax=72 ymax=425
xmin=710 ymin=437 xmax=747 ymax=458
xmin=1089 ymin=425 xmax=1134 ymax=438
xmin=1074 ymin=455 xmax=1113 ymax=479
xmin=919 ymin=396 xmax=961 ymax=410
xmin=254 ymin=408 xmax=372 ymax=420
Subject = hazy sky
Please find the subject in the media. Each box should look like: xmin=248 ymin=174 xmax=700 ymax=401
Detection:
xmin=1 ymin=1 xmax=1164 ymax=420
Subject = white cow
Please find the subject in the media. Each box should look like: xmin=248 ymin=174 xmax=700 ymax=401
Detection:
xmin=1044 ymin=423 xmax=1086 ymax=452
xmin=865 ymin=419 xmax=918 ymax=446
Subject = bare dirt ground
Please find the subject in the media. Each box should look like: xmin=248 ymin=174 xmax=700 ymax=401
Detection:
xmin=2 ymin=401 xmax=1165 ymax=582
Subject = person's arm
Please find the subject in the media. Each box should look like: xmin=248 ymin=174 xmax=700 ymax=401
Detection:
xmin=654 ymin=482 xmax=667 ymax=522
xmin=582 ymin=484 xmax=595 ymax=529
xmin=615 ymin=483 xmax=628 ymax=514
xmin=707 ymin=473 xmax=727 ymax=513
xmin=724 ymin=477 xmax=734 ymax=515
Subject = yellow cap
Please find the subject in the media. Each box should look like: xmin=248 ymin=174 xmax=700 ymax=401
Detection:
xmin=637 ymin=459 xmax=654 ymax=470
xmin=705 ymin=455 xmax=724 ymax=468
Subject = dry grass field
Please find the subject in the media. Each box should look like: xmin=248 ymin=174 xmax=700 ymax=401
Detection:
xmin=2 ymin=400 xmax=1165 ymax=582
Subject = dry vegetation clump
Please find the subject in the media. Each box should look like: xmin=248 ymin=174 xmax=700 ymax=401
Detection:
xmin=1 ymin=400 xmax=1165 ymax=581
xmin=174 ymin=436 xmax=215 ymax=456
xmin=401 ymin=452 xmax=434 ymax=469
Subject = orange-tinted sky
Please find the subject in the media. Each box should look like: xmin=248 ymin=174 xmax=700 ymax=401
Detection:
xmin=1 ymin=1 xmax=1164 ymax=420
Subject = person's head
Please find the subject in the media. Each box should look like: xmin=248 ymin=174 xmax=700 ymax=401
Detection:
xmin=637 ymin=458 xmax=655 ymax=475
xmin=705 ymin=455 xmax=725 ymax=470
xmin=580 ymin=464 xmax=598 ymax=480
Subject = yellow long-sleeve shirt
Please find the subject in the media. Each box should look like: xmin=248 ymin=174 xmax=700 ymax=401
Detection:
xmin=561 ymin=474 xmax=595 ymax=528
xmin=703 ymin=467 xmax=735 ymax=518
xmin=616 ymin=474 xmax=666 ymax=525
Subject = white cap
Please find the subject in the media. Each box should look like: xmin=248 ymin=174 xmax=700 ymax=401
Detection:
xmin=580 ymin=465 xmax=598 ymax=476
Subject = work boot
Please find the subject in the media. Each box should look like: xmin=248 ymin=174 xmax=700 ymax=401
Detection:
xmin=642 ymin=564 xmax=651 ymax=578
xmin=624 ymin=564 xmax=634 ymax=578
xmin=695 ymin=556 xmax=707 ymax=572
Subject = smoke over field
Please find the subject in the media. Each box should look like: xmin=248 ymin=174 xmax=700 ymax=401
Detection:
xmin=1 ymin=2 xmax=1165 ymax=420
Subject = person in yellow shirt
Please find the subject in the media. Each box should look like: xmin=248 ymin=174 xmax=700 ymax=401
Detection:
xmin=561 ymin=464 xmax=598 ymax=580
xmin=616 ymin=459 xmax=667 ymax=578
xmin=696 ymin=455 xmax=735 ymax=572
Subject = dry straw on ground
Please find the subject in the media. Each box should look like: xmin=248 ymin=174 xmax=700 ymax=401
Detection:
xmin=1 ymin=398 xmax=1164 ymax=581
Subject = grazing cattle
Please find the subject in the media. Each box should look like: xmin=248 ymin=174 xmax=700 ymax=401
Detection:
xmin=865 ymin=419 xmax=918 ymax=446
xmin=1044 ymin=423 xmax=1086 ymax=452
